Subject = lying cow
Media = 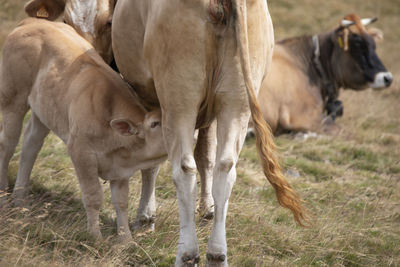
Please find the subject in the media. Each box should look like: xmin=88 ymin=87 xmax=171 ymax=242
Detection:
xmin=25 ymin=0 xmax=116 ymax=65
xmin=255 ymin=14 xmax=392 ymax=134
xmin=0 ymin=18 xmax=167 ymax=240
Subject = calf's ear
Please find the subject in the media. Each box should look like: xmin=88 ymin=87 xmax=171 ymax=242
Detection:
xmin=25 ymin=0 xmax=65 ymax=21
xmin=110 ymin=119 xmax=143 ymax=137
xmin=367 ymin=27 xmax=384 ymax=43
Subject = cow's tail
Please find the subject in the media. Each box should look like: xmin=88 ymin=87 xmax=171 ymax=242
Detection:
xmin=232 ymin=0 xmax=309 ymax=226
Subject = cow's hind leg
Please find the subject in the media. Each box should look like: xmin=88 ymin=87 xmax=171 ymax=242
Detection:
xmin=162 ymin=110 xmax=200 ymax=266
xmin=0 ymin=107 xmax=29 ymax=201
xmin=12 ymin=113 xmax=49 ymax=205
xmin=133 ymin=166 xmax=159 ymax=232
xmin=206 ymin=108 xmax=249 ymax=267
xmin=194 ymin=121 xmax=216 ymax=220
xmin=110 ymin=179 xmax=132 ymax=240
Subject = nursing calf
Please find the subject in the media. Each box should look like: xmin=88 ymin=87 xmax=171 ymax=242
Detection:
xmin=0 ymin=18 xmax=167 ymax=239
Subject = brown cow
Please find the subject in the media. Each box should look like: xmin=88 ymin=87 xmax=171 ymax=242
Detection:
xmin=0 ymin=18 xmax=167 ymax=240
xmin=112 ymin=0 xmax=308 ymax=265
xmin=254 ymin=14 xmax=392 ymax=134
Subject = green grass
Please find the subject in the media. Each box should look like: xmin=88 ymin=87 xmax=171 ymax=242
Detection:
xmin=1 ymin=0 xmax=400 ymax=266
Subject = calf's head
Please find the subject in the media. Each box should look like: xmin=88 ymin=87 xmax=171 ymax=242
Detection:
xmin=110 ymin=109 xmax=166 ymax=161
xmin=25 ymin=0 xmax=115 ymax=64
xmin=330 ymin=14 xmax=392 ymax=90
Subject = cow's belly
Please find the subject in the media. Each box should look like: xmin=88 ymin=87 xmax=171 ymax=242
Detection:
xmin=112 ymin=0 xmax=159 ymax=106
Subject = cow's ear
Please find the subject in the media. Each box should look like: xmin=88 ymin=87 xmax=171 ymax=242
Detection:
xmin=24 ymin=0 xmax=65 ymax=21
xmin=110 ymin=119 xmax=143 ymax=137
xmin=367 ymin=27 xmax=384 ymax=43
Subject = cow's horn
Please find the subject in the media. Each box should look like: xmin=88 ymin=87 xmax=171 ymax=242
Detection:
xmin=341 ymin=20 xmax=355 ymax=27
xmin=361 ymin=17 xmax=378 ymax=26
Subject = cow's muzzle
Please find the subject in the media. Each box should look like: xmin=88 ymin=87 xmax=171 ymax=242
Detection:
xmin=326 ymin=99 xmax=343 ymax=121
xmin=369 ymin=72 xmax=393 ymax=89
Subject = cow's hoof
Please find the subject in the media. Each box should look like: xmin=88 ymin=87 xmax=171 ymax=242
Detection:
xmin=202 ymin=210 xmax=214 ymax=220
xmin=181 ymin=253 xmax=200 ymax=266
xmin=199 ymin=205 xmax=214 ymax=221
xmin=133 ymin=215 xmax=155 ymax=233
xmin=88 ymin=228 xmax=103 ymax=241
xmin=199 ymin=201 xmax=214 ymax=221
xmin=12 ymin=195 xmax=28 ymax=208
xmin=206 ymin=253 xmax=227 ymax=267
xmin=0 ymin=191 xmax=10 ymax=208
xmin=117 ymin=229 xmax=132 ymax=243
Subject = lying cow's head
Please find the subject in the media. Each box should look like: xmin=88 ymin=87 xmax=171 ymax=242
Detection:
xmin=25 ymin=0 xmax=116 ymax=64
xmin=330 ymin=14 xmax=392 ymax=90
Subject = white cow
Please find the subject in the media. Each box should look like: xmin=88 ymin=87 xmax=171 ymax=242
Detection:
xmin=0 ymin=18 xmax=167 ymax=240
xmin=112 ymin=0 xmax=308 ymax=265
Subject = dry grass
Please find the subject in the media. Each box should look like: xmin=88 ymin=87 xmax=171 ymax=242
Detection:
xmin=1 ymin=0 xmax=400 ymax=266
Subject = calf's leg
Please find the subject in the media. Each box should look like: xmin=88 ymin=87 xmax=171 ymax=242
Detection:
xmin=0 ymin=107 xmax=28 ymax=196
xmin=68 ymin=139 xmax=103 ymax=239
xmin=13 ymin=113 xmax=49 ymax=204
xmin=110 ymin=179 xmax=132 ymax=240
xmin=133 ymin=166 xmax=159 ymax=232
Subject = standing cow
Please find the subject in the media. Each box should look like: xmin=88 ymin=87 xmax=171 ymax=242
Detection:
xmin=112 ymin=0 xmax=308 ymax=265
xmin=255 ymin=14 xmax=392 ymax=134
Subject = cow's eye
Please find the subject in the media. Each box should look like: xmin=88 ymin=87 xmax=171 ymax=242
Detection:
xmin=151 ymin=121 xmax=160 ymax=128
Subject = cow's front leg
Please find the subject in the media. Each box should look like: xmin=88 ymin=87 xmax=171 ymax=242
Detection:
xmin=206 ymin=109 xmax=248 ymax=267
xmin=194 ymin=121 xmax=216 ymax=220
xmin=133 ymin=166 xmax=159 ymax=232
xmin=110 ymin=179 xmax=132 ymax=240
xmin=68 ymin=140 xmax=103 ymax=239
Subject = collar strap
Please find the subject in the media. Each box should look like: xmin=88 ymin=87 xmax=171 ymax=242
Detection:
xmin=312 ymin=34 xmax=329 ymax=83
xmin=312 ymin=35 xmax=340 ymax=118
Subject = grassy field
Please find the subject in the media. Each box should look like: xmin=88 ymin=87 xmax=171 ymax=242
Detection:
xmin=1 ymin=0 xmax=400 ymax=266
